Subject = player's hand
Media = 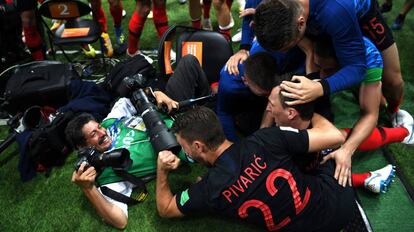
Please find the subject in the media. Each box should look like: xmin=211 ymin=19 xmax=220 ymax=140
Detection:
xmin=195 ymin=176 xmax=203 ymax=183
xmin=154 ymin=91 xmax=179 ymax=113
xmin=72 ymin=162 xmax=97 ymax=190
xmin=158 ymin=150 xmax=181 ymax=172
xmin=225 ymin=49 xmax=249 ymax=75
xmin=280 ymin=75 xmax=324 ymax=105
xmin=321 ymin=148 xmax=353 ymax=187
xmin=239 ymin=8 xmax=256 ymax=17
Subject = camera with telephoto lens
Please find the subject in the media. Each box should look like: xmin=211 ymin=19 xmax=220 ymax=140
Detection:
xmin=75 ymin=147 xmax=132 ymax=173
xmin=116 ymin=73 xmax=147 ymax=97
xmin=118 ymin=76 xmax=181 ymax=155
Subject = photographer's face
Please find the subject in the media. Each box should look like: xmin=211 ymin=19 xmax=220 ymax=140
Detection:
xmin=82 ymin=120 xmax=112 ymax=152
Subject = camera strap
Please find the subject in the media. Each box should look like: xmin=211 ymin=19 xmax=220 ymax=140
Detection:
xmin=100 ymin=169 xmax=151 ymax=205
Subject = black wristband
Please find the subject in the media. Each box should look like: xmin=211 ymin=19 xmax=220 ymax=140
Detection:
xmin=306 ymin=72 xmax=320 ymax=80
xmin=239 ymin=44 xmax=251 ymax=51
xmin=320 ymin=79 xmax=330 ymax=96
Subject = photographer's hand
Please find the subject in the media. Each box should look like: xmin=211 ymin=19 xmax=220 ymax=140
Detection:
xmin=72 ymin=162 xmax=97 ymax=190
xmin=153 ymin=91 xmax=179 ymax=113
xmin=72 ymin=162 xmax=128 ymax=229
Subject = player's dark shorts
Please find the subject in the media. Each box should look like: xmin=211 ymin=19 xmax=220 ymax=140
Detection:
xmin=16 ymin=0 xmax=38 ymax=12
xmin=315 ymin=158 xmax=357 ymax=231
xmin=359 ymin=0 xmax=394 ymax=51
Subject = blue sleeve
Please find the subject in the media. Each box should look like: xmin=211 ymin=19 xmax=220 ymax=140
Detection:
xmin=240 ymin=0 xmax=263 ymax=50
xmin=217 ymin=65 xmax=250 ymax=142
xmin=240 ymin=1 xmax=254 ymax=50
xmin=363 ymin=37 xmax=383 ymax=69
xmin=240 ymin=15 xmax=254 ymax=50
xmin=321 ymin=1 xmax=366 ymax=93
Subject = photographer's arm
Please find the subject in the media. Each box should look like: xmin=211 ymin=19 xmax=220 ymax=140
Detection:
xmin=156 ymin=151 xmax=184 ymax=218
xmin=72 ymin=163 xmax=127 ymax=229
xmin=153 ymin=91 xmax=179 ymax=113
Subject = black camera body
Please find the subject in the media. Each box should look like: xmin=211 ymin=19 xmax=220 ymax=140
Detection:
xmin=75 ymin=147 xmax=132 ymax=173
xmin=116 ymin=74 xmax=147 ymax=98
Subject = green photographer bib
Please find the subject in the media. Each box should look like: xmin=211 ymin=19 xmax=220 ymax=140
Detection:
xmin=96 ymin=115 xmax=186 ymax=186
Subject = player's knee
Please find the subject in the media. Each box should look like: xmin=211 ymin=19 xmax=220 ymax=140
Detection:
xmin=108 ymin=0 xmax=121 ymax=8
xmin=212 ymin=0 xmax=226 ymax=7
xmin=20 ymin=11 xmax=36 ymax=27
xmin=383 ymin=61 xmax=402 ymax=77
xmin=137 ymin=6 xmax=151 ymax=16
xmin=153 ymin=0 xmax=166 ymax=7
xmin=392 ymin=78 xmax=404 ymax=90
xmin=89 ymin=0 xmax=101 ymax=9
xmin=382 ymin=72 xmax=404 ymax=90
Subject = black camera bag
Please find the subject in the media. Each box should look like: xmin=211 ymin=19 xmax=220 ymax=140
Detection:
xmin=3 ymin=61 xmax=79 ymax=114
xmin=28 ymin=110 xmax=75 ymax=169
xmin=103 ymin=54 xmax=156 ymax=96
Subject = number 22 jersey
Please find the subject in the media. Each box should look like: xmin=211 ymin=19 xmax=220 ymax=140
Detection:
xmin=175 ymin=126 xmax=355 ymax=231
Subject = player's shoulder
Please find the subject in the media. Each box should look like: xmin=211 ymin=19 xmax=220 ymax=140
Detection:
xmin=256 ymin=126 xmax=300 ymax=135
xmin=247 ymin=127 xmax=300 ymax=146
xmin=279 ymin=126 xmax=300 ymax=133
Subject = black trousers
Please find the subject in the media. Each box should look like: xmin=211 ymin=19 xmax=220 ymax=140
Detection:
xmin=164 ymin=55 xmax=211 ymax=102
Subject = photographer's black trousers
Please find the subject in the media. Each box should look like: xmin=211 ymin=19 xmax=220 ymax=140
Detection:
xmin=165 ymin=55 xmax=212 ymax=102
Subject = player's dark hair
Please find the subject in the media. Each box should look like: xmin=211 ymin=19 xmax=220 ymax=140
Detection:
xmin=65 ymin=113 xmax=96 ymax=148
xmin=254 ymin=0 xmax=303 ymax=51
xmin=273 ymin=73 xmax=315 ymax=120
xmin=172 ymin=106 xmax=226 ymax=151
xmin=279 ymin=91 xmax=314 ymax=120
xmin=244 ymin=52 xmax=279 ymax=92
xmin=273 ymin=72 xmax=294 ymax=86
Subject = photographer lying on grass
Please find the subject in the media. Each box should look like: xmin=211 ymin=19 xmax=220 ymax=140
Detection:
xmin=65 ymin=55 xmax=213 ymax=229
xmin=65 ymin=99 xmax=180 ymax=229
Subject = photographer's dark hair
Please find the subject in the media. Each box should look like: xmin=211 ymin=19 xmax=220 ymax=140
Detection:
xmin=172 ymin=106 xmax=225 ymax=151
xmin=254 ymin=0 xmax=303 ymax=51
xmin=65 ymin=113 xmax=96 ymax=148
xmin=244 ymin=52 xmax=279 ymax=92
